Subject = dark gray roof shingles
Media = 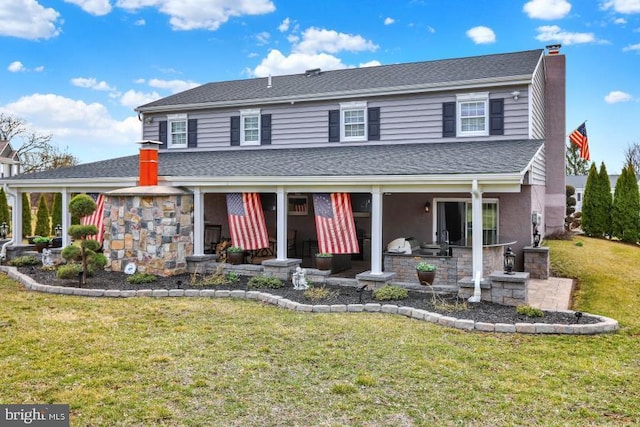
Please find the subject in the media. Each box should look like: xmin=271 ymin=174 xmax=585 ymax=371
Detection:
xmin=138 ymin=50 xmax=543 ymax=110
xmin=6 ymin=140 xmax=543 ymax=182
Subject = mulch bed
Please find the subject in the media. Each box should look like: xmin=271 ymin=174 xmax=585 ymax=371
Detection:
xmin=17 ymin=267 xmax=599 ymax=326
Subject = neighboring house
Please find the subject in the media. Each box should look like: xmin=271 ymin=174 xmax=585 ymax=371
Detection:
xmin=567 ymin=174 xmax=626 ymax=212
xmin=0 ymin=46 xmax=566 ymax=285
xmin=0 ymin=140 xmax=20 ymax=178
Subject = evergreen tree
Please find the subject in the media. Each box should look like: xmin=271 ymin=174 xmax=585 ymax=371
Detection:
xmin=565 ymin=185 xmax=577 ymax=230
xmin=598 ymin=162 xmax=613 ymax=237
xmin=566 ymin=143 xmax=590 ymax=175
xmin=34 ymin=194 xmax=51 ymax=236
xmin=581 ymin=163 xmax=600 ymax=236
xmin=0 ymin=188 xmax=10 ymax=235
xmin=22 ymin=193 xmax=32 ymax=238
xmin=51 ymin=193 xmax=62 ymax=235
xmin=612 ymin=164 xmax=640 ymax=243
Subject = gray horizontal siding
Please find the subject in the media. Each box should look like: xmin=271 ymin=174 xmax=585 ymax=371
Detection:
xmin=531 ymin=145 xmax=546 ymax=185
xmin=144 ymin=88 xmax=533 ymax=149
xmin=530 ymin=59 xmax=546 ymax=139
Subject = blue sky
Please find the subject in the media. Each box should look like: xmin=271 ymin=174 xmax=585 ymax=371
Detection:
xmin=1 ymin=0 xmax=639 ymax=174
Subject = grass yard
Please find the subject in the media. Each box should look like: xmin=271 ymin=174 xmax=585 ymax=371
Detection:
xmin=1 ymin=236 xmax=639 ymax=426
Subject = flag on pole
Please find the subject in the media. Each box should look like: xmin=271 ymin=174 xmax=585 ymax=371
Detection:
xmin=569 ymin=122 xmax=590 ymax=161
xmin=312 ymin=193 xmax=359 ymax=254
xmin=81 ymin=193 xmax=105 ymax=244
xmin=226 ymin=193 xmax=269 ymax=250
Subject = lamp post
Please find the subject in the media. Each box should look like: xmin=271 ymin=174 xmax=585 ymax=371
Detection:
xmin=533 ymin=230 xmax=541 ymax=247
xmin=0 ymin=222 xmax=7 ymax=239
xmin=55 ymin=224 xmax=62 ymax=238
xmin=504 ymin=246 xmax=515 ymax=275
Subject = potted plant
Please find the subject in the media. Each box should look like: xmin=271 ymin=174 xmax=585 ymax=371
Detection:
xmin=315 ymin=253 xmax=333 ymax=271
xmin=416 ymin=261 xmax=436 ymax=286
xmin=33 ymin=236 xmax=52 ymax=253
xmin=226 ymin=246 xmax=245 ymax=265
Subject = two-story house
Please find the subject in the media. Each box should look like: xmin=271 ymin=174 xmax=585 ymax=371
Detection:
xmin=1 ymin=47 xmax=565 ymax=288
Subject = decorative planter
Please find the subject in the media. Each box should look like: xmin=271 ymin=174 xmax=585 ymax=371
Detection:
xmin=315 ymin=255 xmax=333 ymax=271
xmin=51 ymin=237 xmax=63 ymax=248
xmin=227 ymin=250 xmax=245 ymax=265
xmin=416 ymin=269 xmax=436 ymax=286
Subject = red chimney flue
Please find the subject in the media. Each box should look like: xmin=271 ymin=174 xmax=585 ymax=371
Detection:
xmin=137 ymin=140 xmax=162 ymax=186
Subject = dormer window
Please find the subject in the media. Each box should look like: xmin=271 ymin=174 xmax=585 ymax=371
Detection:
xmin=457 ymin=93 xmax=489 ymax=137
xmin=241 ymin=109 xmax=260 ymax=146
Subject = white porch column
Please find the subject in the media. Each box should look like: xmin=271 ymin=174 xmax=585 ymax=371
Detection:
xmin=469 ymin=180 xmax=484 ymax=302
xmin=276 ymin=187 xmax=287 ymax=260
xmin=61 ymin=189 xmax=70 ymax=247
xmin=193 ymin=187 xmax=204 ymax=256
xmin=11 ymin=189 xmax=22 ymax=244
xmin=370 ymin=186 xmax=383 ymax=275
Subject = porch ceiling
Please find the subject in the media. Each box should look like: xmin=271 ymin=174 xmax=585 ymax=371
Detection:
xmin=2 ymin=139 xmax=544 ymax=192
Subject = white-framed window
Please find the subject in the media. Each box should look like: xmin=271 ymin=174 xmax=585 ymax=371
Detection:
xmin=340 ymin=101 xmax=367 ymax=142
xmin=168 ymin=114 xmax=187 ymax=147
xmin=457 ymin=93 xmax=489 ymax=137
xmin=241 ymin=109 xmax=260 ymax=146
xmin=434 ymin=198 xmax=499 ymax=246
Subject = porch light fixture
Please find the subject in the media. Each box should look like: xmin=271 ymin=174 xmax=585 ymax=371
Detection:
xmin=533 ymin=229 xmax=541 ymax=247
xmin=55 ymin=224 xmax=62 ymax=238
xmin=504 ymin=247 xmax=515 ymax=275
xmin=0 ymin=222 xmax=7 ymax=239
xmin=511 ymin=91 xmax=520 ymax=100
xmin=424 ymin=201 xmax=431 ymax=214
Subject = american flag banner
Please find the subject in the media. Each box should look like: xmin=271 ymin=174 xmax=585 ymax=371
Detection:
xmin=312 ymin=193 xmax=359 ymax=254
xmin=569 ymin=122 xmax=590 ymax=161
xmin=226 ymin=193 xmax=269 ymax=250
xmin=81 ymin=193 xmax=105 ymax=244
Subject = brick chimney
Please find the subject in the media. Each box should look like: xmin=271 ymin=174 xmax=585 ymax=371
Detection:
xmin=137 ymin=140 xmax=162 ymax=186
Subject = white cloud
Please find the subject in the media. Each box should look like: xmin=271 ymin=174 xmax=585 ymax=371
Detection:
xmin=119 ymin=89 xmax=162 ymax=109
xmin=115 ymin=0 xmax=276 ymax=31
xmin=426 ymin=25 xmax=436 ymax=33
xmin=601 ymin=0 xmax=640 ymax=14
xmin=8 ymin=61 xmax=25 ymax=72
xmin=0 ymin=0 xmax=61 ymax=40
xmin=604 ymin=90 xmax=633 ymax=103
xmin=293 ymin=27 xmax=378 ymax=55
xmin=278 ymin=17 xmax=290 ymax=32
xmin=466 ymin=26 xmax=496 ymax=44
xmin=256 ymin=31 xmax=270 ymax=45
xmin=623 ymin=42 xmax=640 ymax=51
xmin=147 ymin=78 xmax=199 ymax=93
xmin=251 ymin=49 xmax=347 ymax=77
xmin=71 ymin=77 xmax=115 ymax=91
xmin=1 ymin=94 xmax=141 ymax=162
xmin=64 ymin=0 xmax=112 ymax=15
xmin=34 ymin=65 xmax=44 ymax=72
xmin=614 ymin=17 xmax=628 ymax=24
xmin=523 ymin=0 xmax=572 ymax=19
xmin=134 ymin=19 xmax=145 ymax=26
xmin=384 ymin=17 xmax=395 ymax=25
xmin=535 ymin=25 xmax=596 ymax=44
xmin=360 ymin=60 xmax=381 ymax=67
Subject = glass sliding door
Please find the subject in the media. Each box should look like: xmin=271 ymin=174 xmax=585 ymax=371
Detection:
xmin=436 ymin=200 xmax=498 ymax=246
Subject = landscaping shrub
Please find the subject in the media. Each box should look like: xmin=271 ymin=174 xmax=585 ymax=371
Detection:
xmin=34 ymin=194 xmax=50 ymax=237
xmin=50 ymin=193 xmax=62 ymax=236
xmin=22 ymin=193 xmax=32 ymax=238
xmin=248 ymin=275 xmax=284 ymax=289
xmin=373 ymin=284 xmax=408 ymax=301
xmin=303 ymin=285 xmax=338 ymax=302
xmin=8 ymin=255 xmax=39 ymax=267
xmin=57 ymin=264 xmax=86 ymax=280
xmin=126 ymin=272 xmax=157 ymax=284
xmin=516 ymin=304 xmax=544 ymax=318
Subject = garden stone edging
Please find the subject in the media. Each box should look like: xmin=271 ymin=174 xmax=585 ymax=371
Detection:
xmin=1 ymin=266 xmax=619 ymax=335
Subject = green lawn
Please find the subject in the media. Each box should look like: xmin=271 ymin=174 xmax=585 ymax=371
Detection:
xmin=1 ymin=236 xmax=639 ymax=426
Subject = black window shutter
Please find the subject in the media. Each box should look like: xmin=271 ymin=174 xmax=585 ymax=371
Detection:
xmin=158 ymin=121 xmax=167 ymax=149
xmin=368 ymin=107 xmax=380 ymax=141
xmin=442 ymin=102 xmax=456 ymax=137
xmin=489 ymin=99 xmax=504 ymax=135
xmin=230 ymin=116 xmax=240 ymax=146
xmin=187 ymin=119 xmax=197 ymax=148
xmin=328 ymin=110 xmax=340 ymax=142
xmin=260 ymin=114 xmax=272 ymax=145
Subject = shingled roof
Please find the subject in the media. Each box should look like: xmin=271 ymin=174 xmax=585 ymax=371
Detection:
xmin=6 ymin=140 xmax=543 ymax=182
xmin=137 ymin=49 xmax=543 ymax=111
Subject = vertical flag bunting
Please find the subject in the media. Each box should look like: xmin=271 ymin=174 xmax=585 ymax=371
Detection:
xmin=226 ymin=193 xmax=269 ymax=250
xmin=569 ymin=122 xmax=590 ymax=161
xmin=313 ymin=193 xmax=359 ymax=254
xmin=81 ymin=193 xmax=105 ymax=244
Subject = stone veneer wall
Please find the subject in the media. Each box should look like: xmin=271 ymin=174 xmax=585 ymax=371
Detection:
xmin=383 ymin=253 xmax=457 ymax=285
xmin=103 ymin=194 xmax=194 ymax=276
xmin=523 ymin=246 xmax=550 ymax=279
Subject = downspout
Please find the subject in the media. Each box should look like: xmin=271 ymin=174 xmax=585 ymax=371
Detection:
xmin=1 ymin=185 xmax=16 ymax=261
